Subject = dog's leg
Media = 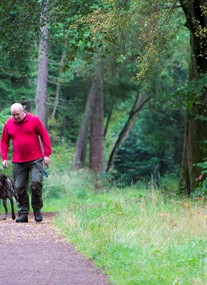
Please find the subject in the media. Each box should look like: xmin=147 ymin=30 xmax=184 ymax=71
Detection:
xmin=9 ymin=198 xmax=16 ymax=220
xmin=2 ymin=200 xmax=8 ymax=220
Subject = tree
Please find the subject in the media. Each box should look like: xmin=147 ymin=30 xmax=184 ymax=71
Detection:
xmin=0 ymin=0 xmax=192 ymax=185
xmin=179 ymin=0 xmax=207 ymax=194
xmin=90 ymin=60 xmax=104 ymax=172
xmin=0 ymin=0 xmax=42 ymax=59
xmin=0 ymin=0 xmax=41 ymax=109
xmin=113 ymin=99 xmax=184 ymax=185
xmin=69 ymin=0 xmax=187 ymax=174
xmin=35 ymin=1 xmax=49 ymax=126
xmin=72 ymin=55 xmax=103 ymax=170
xmin=106 ymin=91 xmax=153 ymax=172
xmin=50 ymin=41 xmax=67 ymax=120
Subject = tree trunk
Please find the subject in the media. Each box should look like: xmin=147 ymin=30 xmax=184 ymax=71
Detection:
xmin=35 ymin=1 xmax=49 ymax=126
xmin=104 ymin=108 xmax=113 ymax=138
xmin=90 ymin=65 xmax=104 ymax=173
xmin=72 ymin=56 xmax=103 ymax=170
xmin=179 ymin=0 xmax=207 ymax=194
xmin=51 ymin=38 xmax=67 ymax=119
xmin=106 ymin=91 xmax=153 ymax=172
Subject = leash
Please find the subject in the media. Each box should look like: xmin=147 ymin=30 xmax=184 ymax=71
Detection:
xmin=42 ymin=168 xmax=49 ymax=178
xmin=35 ymin=161 xmax=49 ymax=178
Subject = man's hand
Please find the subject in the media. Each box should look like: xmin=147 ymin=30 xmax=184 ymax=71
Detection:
xmin=2 ymin=160 xmax=8 ymax=168
xmin=44 ymin=157 xmax=50 ymax=166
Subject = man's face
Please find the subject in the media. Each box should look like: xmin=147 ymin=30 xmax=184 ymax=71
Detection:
xmin=11 ymin=109 xmax=25 ymax=122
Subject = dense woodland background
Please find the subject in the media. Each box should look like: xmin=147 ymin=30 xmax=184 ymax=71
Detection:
xmin=0 ymin=0 xmax=207 ymax=196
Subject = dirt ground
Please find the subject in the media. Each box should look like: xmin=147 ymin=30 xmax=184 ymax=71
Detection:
xmin=0 ymin=212 xmax=111 ymax=285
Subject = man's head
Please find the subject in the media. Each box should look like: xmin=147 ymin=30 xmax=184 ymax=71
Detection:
xmin=11 ymin=103 xmax=25 ymax=122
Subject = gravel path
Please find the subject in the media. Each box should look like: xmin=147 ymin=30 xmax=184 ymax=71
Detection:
xmin=0 ymin=212 xmax=111 ymax=285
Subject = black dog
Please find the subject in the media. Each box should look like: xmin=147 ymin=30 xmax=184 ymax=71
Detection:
xmin=0 ymin=174 xmax=18 ymax=220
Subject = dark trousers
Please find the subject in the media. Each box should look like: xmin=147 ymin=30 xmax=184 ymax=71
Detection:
xmin=12 ymin=159 xmax=43 ymax=215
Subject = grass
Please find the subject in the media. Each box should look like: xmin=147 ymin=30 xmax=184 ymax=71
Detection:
xmin=42 ymin=170 xmax=207 ymax=285
xmin=2 ymin=159 xmax=206 ymax=285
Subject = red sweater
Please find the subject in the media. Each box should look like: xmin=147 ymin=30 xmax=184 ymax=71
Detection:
xmin=1 ymin=113 xmax=52 ymax=163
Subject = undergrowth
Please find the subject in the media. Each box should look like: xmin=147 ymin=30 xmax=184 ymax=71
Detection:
xmin=1 ymin=148 xmax=207 ymax=285
xmin=43 ymin=169 xmax=207 ymax=285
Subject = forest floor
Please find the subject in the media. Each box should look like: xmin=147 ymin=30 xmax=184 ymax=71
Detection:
xmin=0 ymin=212 xmax=111 ymax=285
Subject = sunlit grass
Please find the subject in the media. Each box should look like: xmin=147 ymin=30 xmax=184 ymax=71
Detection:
xmin=45 ymin=171 xmax=207 ymax=285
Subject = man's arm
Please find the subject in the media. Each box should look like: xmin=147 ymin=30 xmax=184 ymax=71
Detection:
xmin=36 ymin=117 xmax=52 ymax=162
xmin=1 ymin=123 xmax=10 ymax=167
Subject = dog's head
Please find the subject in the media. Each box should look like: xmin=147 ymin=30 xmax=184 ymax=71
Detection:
xmin=0 ymin=174 xmax=7 ymax=187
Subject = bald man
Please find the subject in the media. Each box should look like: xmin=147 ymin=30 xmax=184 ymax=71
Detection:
xmin=1 ymin=103 xmax=52 ymax=222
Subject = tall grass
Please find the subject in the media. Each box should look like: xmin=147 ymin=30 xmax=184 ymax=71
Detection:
xmin=43 ymin=169 xmax=207 ymax=285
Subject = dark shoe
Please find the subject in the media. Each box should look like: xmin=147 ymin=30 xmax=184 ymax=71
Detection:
xmin=34 ymin=211 xmax=42 ymax=222
xmin=16 ymin=214 xmax=28 ymax=223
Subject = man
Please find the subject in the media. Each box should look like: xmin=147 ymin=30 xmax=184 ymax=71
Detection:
xmin=1 ymin=103 xmax=52 ymax=223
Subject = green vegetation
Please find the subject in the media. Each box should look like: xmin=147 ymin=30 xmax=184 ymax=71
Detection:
xmin=1 ymin=1 xmax=207 ymax=281
xmin=42 ymin=156 xmax=207 ymax=285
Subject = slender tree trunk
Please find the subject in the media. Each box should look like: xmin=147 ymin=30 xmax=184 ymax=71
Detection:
xmin=179 ymin=0 xmax=207 ymax=194
xmin=72 ymin=55 xmax=103 ymax=170
xmin=106 ymin=91 xmax=153 ymax=172
xmin=51 ymin=39 xmax=67 ymax=119
xmin=35 ymin=1 xmax=49 ymax=126
xmin=90 ymin=66 xmax=104 ymax=173
xmin=104 ymin=108 xmax=113 ymax=138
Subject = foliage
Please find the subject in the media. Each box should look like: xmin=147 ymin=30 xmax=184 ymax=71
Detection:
xmin=191 ymin=156 xmax=207 ymax=198
xmin=0 ymin=1 xmax=41 ymax=109
xmin=111 ymin=95 xmax=184 ymax=185
xmin=0 ymin=0 xmax=191 ymax=184
xmin=171 ymin=74 xmax=207 ymax=110
xmin=0 ymin=0 xmax=43 ymax=59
